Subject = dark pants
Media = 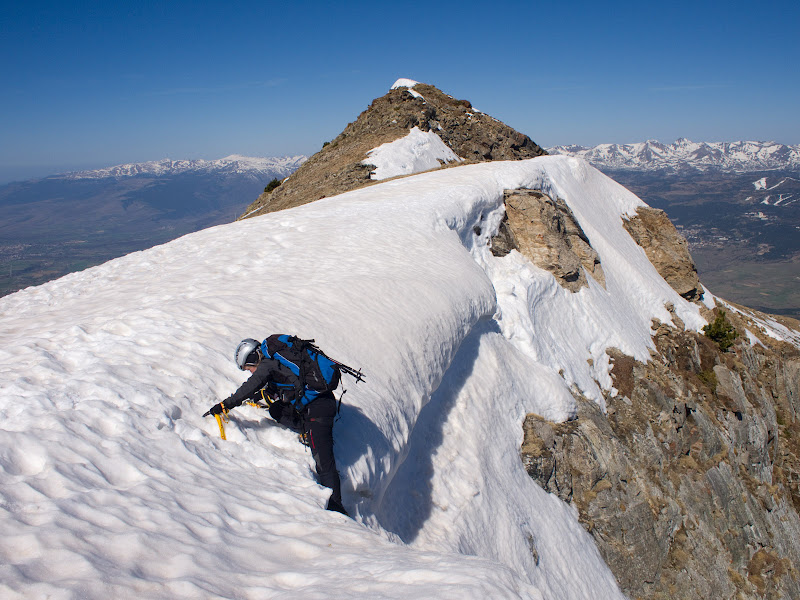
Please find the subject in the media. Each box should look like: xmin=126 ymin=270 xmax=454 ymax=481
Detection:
xmin=269 ymin=393 xmax=344 ymax=512
xmin=304 ymin=394 xmax=344 ymax=511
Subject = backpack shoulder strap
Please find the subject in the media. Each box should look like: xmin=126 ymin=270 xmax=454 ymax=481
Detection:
xmin=262 ymin=334 xmax=291 ymax=358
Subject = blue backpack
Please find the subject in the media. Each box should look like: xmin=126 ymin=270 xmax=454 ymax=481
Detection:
xmin=261 ymin=335 xmax=363 ymax=410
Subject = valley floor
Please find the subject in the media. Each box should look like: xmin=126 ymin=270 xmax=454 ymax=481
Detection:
xmin=692 ymin=249 xmax=800 ymax=321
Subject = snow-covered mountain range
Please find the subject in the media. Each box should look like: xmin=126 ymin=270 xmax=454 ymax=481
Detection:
xmin=548 ymin=139 xmax=800 ymax=173
xmin=0 ymin=154 xmax=308 ymax=298
xmin=60 ymin=154 xmax=307 ymax=180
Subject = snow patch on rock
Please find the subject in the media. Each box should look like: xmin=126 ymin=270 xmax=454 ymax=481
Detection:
xmin=363 ymin=126 xmax=463 ymax=180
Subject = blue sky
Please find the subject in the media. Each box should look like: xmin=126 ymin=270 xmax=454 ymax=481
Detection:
xmin=1 ymin=0 xmax=798 ymax=182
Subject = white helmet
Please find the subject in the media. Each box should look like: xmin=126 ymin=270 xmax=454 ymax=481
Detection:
xmin=234 ymin=338 xmax=261 ymax=370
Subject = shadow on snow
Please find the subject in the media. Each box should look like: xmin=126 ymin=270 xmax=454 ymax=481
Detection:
xmin=371 ymin=318 xmax=498 ymax=542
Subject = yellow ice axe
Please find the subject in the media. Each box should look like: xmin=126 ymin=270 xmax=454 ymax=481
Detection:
xmin=214 ymin=413 xmax=227 ymax=440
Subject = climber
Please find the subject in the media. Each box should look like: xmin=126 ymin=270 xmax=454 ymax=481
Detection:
xmin=204 ymin=337 xmax=348 ymax=516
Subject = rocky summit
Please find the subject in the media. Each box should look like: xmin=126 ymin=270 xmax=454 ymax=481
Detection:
xmin=241 ymin=80 xmax=545 ymax=217
xmin=243 ymin=80 xmax=800 ymax=598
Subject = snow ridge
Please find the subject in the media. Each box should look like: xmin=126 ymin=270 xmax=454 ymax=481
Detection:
xmin=548 ymin=139 xmax=800 ymax=173
xmin=1 ymin=155 xmax=709 ymax=599
xmin=58 ymin=154 xmax=308 ymax=180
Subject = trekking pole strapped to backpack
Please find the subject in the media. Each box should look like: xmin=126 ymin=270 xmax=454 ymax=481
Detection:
xmin=305 ymin=340 xmax=366 ymax=384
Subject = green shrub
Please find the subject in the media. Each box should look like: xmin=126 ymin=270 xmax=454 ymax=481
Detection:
xmin=703 ymin=310 xmax=738 ymax=352
xmin=698 ymin=369 xmax=718 ymax=392
xmin=264 ymin=178 xmax=282 ymax=194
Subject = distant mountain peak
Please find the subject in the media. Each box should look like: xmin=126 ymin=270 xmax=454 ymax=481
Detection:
xmin=548 ymin=139 xmax=800 ymax=173
xmin=57 ymin=155 xmax=307 ymax=181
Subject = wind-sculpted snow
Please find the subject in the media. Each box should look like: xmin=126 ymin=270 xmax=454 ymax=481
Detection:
xmin=0 ymin=156 xmax=706 ymax=598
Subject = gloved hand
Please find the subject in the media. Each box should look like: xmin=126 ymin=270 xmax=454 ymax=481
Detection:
xmin=268 ymin=400 xmax=284 ymax=422
xmin=203 ymin=402 xmax=226 ymax=417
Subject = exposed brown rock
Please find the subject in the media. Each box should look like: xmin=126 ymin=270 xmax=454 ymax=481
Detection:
xmin=521 ymin=311 xmax=800 ymax=599
xmin=492 ymin=189 xmax=605 ymax=292
xmin=623 ymin=206 xmax=703 ymax=302
xmin=241 ymin=83 xmax=546 ymax=218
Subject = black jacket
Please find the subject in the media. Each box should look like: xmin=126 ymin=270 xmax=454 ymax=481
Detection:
xmin=222 ymin=358 xmax=298 ymax=410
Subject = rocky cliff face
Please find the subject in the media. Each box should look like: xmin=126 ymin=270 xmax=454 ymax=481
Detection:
xmin=504 ymin=196 xmax=800 ymax=597
xmin=522 ymin=322 xmax=800 ymax=599
xmin=493 ymin=181 xmax=800 ymax=598
xmin=241 ymin=82 xmax=545 ymax=217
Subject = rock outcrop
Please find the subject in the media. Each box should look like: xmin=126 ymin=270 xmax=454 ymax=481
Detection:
xmin=623 ymin=206 xmax=703 ymax=302
xmin=241 ymin=82 xmax=546 ymax=217
xmin=521 ymin=309 xmax=800 ymax=599
xmin=492 ymin=189 xmax=605 ymax=291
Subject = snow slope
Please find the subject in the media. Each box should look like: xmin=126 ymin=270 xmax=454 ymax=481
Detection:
xmin=1 ymin=155 xmax=707 ymax=598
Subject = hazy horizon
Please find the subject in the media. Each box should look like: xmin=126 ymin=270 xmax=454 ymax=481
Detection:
xmin=3 ymin=0 xmax=798 ymax=185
